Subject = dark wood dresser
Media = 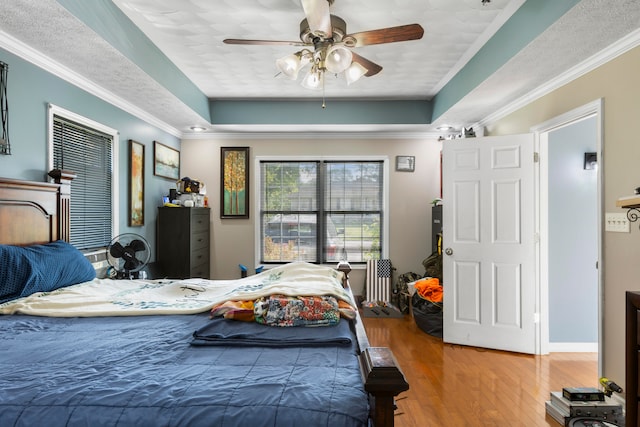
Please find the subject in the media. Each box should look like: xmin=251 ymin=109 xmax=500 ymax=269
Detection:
xmin=626 ymin=291 xmax=640 ymax=427
xmin=157 ymin=207 xmax=210 ymax=279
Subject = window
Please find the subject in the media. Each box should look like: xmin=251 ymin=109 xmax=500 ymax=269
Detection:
xmin=49 ymin=105 xmax=118 ymax=250
xmin=259 ymin=158 xmax=387 ymax=264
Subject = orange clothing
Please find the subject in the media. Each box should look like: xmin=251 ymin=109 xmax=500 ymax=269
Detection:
xmin=414 ymin=277 xmax=442 ymax=302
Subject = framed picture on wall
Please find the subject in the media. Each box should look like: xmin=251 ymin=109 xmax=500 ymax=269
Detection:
xmin=220 ymin=146 xmax=249 ymax=219
xmin=396 ymin=155 xmax=415 ymax=172
xmin=129 ymin=139 xmax=144 ymax=227
xmin=153 ymin=141 xmax=180 ymax=180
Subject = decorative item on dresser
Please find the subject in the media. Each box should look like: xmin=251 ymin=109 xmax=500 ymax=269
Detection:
xmin=156 ymin=206 xmax=210 ymax=278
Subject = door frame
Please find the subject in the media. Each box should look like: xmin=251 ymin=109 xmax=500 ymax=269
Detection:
xmin=529 ymin=99 xmax=603 ymax=362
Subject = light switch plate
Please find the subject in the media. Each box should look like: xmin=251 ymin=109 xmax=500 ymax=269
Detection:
xmin=605 ymin=212 xmax=630 ymax=233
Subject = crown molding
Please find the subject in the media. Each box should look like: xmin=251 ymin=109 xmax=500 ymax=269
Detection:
xmin=477 ymin=27 xmax=640 ymax=129
xmin=181 ymin=125 xmax=440 ymax=141
xmin=0 ymin=29 xmax=182 ymax=138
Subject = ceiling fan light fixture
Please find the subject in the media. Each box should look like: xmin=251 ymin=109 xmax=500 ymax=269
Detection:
xmin=324 ymin=45 xmax=353 ymax=73
xmin=223 ymin=6 xmax=424 ymax=96
xmin=345 ymin=61 xmax=368 ymax=85
xmin=276 ymin=52 xmax=303 ymax=79
xmin=301 ymin=67 xmax=324 ymax=90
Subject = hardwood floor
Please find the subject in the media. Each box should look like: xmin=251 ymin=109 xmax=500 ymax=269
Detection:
xmin=361 ymin=315 xmax=598 ymax=427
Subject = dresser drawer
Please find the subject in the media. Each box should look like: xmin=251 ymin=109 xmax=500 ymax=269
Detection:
xmin=190 ymin=246 xmax=209 ymax=267
xmin=191 ymin=211 xmax=209 ymax=233
xmin=191 ymin=231 xmax=208 ymax=250
xmin=190 ymin=262 xmax=210 ymax=279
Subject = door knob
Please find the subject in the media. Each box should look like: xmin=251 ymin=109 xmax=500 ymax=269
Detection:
xmin=445 ymin=247 xmax=453 ymax=256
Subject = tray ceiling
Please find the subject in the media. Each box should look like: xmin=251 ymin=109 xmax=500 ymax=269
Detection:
xmin=0 ymin=0 xmax=639 ymax=135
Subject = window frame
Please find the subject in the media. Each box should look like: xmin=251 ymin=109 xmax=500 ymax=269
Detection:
xmin=47 ymin=103 xmax=119 ymax=252
xmin=255 ymin=155 xmax=389 ymax=266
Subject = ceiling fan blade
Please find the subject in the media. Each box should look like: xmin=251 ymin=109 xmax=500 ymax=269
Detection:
xmin=301 ymin=0 xmax=332 ymax=38
xmin=223 ymin=39 xmax=307 ymax=47
xmin=351 ymin=52 xmax=383 ymax=77
xmin=347 ymin=23 xmax=424 ymax=47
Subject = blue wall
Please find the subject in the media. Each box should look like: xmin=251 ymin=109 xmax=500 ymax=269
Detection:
xmin=0 ymin=47 xmax=180 ymax=258
xmin=548 ymin=116 xmax=598 ymax=343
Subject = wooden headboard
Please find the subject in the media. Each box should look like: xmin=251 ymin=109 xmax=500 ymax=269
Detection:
xmin=0 ymin=170 xmax=74 ymax=246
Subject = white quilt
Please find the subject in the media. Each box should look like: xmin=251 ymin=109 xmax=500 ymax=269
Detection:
xmin=0 ymin=262 xmax=353 ymax=317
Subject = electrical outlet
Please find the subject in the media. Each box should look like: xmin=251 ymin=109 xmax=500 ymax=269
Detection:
xmin=605 ymin=212 xmax=630 ymax=233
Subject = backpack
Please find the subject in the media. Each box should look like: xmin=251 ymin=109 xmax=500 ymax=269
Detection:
xmin=422 ymin=250 xmax=443 ymax=282
xmin=393 ymin=271 xmax=422 ymax=314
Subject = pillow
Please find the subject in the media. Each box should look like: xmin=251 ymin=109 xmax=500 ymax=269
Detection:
xmin=0 ymin=240 xmax=96 ymax=303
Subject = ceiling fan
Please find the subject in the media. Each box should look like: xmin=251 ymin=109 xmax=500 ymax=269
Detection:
xmin=223 ymin=0 xmax=424 ymax=95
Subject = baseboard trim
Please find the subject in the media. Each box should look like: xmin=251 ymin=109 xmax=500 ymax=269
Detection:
xmin=549 ymin=342 xmax=598 ymax=353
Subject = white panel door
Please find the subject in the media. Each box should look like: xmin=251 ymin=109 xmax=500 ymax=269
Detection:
xmin=442 ymin=134 xmax=535 ymax=354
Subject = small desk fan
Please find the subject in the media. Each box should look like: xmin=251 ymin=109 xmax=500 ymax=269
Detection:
xmin=107 ymin=233 xmax=150 ymax=279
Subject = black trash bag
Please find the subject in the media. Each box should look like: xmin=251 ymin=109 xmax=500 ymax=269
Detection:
xmin=412 ymin=293 xmax=443 ymax=338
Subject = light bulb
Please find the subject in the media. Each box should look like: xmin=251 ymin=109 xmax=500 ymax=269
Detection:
xmin=344 ymin=62 xmax=368 ymax=85
xmin=301 ymin=68 xmax=324 ymax=90
xmin=325 ymin=45 xmax=352 ymax=74
xmin=276 ymin=53 xmax=302 ymax=80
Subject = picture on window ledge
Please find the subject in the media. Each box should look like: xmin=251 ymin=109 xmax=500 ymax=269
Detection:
xmin=396 ymin=155 xmax=415 ymax=172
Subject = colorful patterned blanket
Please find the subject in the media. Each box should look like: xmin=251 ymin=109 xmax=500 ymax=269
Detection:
xmin=254 ymin=294 xmax=341 ymax=326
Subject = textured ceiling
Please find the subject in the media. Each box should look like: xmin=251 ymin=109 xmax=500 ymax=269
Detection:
xmin=0 ymin=0 xmax=639 ymax=135
xmin=0 ymin=0 xmax=209 ymax=132
xmin=111 ymin=0 xmax=518 ymax=100
xmin=434 ymin=0 xmax=640 ymax=129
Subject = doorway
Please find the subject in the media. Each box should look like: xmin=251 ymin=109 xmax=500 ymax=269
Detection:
xmin=440 ymin=100 xmax=602 ymax=357
xmin=531 ymin=99 xmax=602 ymax=360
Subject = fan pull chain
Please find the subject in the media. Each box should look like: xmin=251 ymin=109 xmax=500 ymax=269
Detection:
xmin=322 ymin=74 xmax=326 ymax=109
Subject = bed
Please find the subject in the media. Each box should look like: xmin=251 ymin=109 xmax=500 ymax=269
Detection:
xmin=0 ymin=171 xmax=408 ymax=427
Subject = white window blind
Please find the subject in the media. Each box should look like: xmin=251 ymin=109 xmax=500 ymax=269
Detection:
xmin=52 ymin=115 xmax=113 ymax=250
xmin=325 ymin=161 xmax=383 ymax=263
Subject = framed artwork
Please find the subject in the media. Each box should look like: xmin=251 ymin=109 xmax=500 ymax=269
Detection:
xmin=0 ymin=61 xmax=9 ymax=155
xmin=221 ymin=146 xmax=249 ymax=219
xmin=153 ymin=141 xmax=180 ymax=180
xmin=129 ymin=139 xmax=145 ymax=226
xmin=396 ymin=155 xmax=415 ymax=172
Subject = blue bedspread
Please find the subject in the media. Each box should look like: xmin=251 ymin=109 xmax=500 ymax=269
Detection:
xmin=192 ymin=317 xmax=353 ymax=347
xmin=0 ymin=313 xmax=369 ymax=426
